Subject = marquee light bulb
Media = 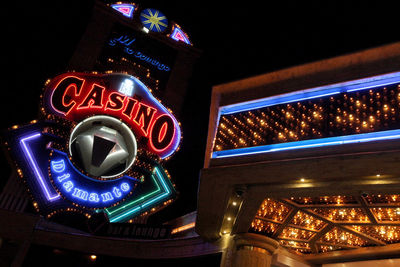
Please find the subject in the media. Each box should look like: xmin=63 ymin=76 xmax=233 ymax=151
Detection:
xmin=213 ymin=79 xmax=400 ymax=158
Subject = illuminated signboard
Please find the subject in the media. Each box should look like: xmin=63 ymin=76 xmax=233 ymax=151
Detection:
xmin=5 ymin=72 xmax=179 ymax=222
xmin=44 ymin=73 xmax=180 ymax=158
xmin=212 ymin=72 xmax=400 ymax=158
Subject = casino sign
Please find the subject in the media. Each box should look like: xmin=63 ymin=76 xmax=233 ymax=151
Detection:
xmin=4 ymin=72 xmax=179 ymax=222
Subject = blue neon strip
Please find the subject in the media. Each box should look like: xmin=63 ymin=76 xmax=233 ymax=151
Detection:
xmin=212 ymin=129 xmax=400 ymax=158
xmin=220 ymin=72 xmax=400 ymax=115
xmin=19 ymin=133 xmax=60 ymax=201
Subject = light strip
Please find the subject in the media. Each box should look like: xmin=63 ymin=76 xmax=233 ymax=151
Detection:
xmin=212 ymin=129 xmax=400 ymax=158
xmin=171 ymin=222 xmax=195 ymax=234
xmin=20 ymin=133 xmax=60 ymax=201
xmin=107 ymin=166 xmax=172 ymax=222
xmin=219 ymin=71 xmax=400 ymax=115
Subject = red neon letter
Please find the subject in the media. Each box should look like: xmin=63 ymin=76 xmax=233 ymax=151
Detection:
xmin=150 ymin=114 xmax=175 ymax=151
xmin=77 ymin=84 xmax=105 ymax=110
xmin=133 ymin=103 xmax=157 ymax=135
xmin=51 ymin=76 xmax=84 ymax=115
xmin=105 ymin=92 xmax=126 ymax=111
xmin=122 ymin=98 xmax=138 ymax=119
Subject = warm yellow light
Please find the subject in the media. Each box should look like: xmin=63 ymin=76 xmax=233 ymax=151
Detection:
xmin=90 ymin=255 xmax=97 ymax=261
xmin=171 ymin=222 xmax=196 ymax=234
xmin=232 ymin=201 xmax=237 ymax=206
xmin=300 ymin=178 xmax=305 ymax=182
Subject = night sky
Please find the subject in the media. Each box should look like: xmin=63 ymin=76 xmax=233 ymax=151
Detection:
xmin=2 ymin=0 xmax=400 ymax=223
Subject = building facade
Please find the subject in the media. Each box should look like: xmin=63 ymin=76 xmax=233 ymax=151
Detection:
xmin=197 ymin=42 xmax=400 ymax=266
xmin=2 ymin=1 xmax=400 ymax=266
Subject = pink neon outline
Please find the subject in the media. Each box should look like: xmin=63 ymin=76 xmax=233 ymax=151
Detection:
xmin=170 ymin=26 xmax=191 ymax=45
xmin=20 ymin=133 xmax=60 ymax=201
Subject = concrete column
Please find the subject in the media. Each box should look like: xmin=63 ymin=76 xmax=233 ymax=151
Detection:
xmin=221 ymin=233 xmax=279 ymax=267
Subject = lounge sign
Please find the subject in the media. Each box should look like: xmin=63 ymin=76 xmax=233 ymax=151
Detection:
xmin=44 ymin=72 xmax=181 ymax=159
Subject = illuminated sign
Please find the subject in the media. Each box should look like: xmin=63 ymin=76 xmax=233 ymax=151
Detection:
xmin=108 ymin=34 xmax=171 ymax=72
xmin=98 ymin=23 xmax=178 ymax=95
xmin=50 ymin=150 xmax=137 ymax=209
xmin=5 ymin=72 xmax=178 ymax=222
xmin=170 ymin=24 xmax=192 ymax=45
xmin=44 ymin=73 xmax=180 ymax=159
xmin=99 ymin=223 xmax=171 ymax=239
xmin=213 ymin=72 xmax=400 ymax=158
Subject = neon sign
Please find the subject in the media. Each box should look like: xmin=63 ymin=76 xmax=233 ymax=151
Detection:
xmin=5 ymin=72 xmax=178 ymax=222
xmin=44 ymin=73 xmax=180 ymax=159
xmin=20 ymin=132 xmax=60 ymax=201
xmin=170 ymin=24 xmax=192 ymax=45
xmin=50 ymin=150 xmax=137 ymax=209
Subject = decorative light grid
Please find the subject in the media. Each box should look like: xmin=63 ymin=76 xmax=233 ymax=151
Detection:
xmin=290 ymin=210 xmax=327 ymax=231
xmin=278 ymin=226 xmax=315 ymax=241
xmin=251 ymin=219 xmax=279 ymax=236
xmin=250 ymin=194 xmax=400 ymax=255
xmin=310 ymin=208 xmax=370 ymax=223
xmin=321 ymin=227 xmax=371 ymax=247
xmin=256 ymin=198 xmax=292 ymax=223
xmin=365 ymin=194 xmax=400 ymax=204
xmin=213 ymin=81 xmax=400 ymax=156
xmin=317 ymin=244 xmax=346 ymax=253
xmin=351 ymin=225 xmax=400 ymax=243
xmin=371 ymin=208 xmax=400 ymax=222
xmin=290 ymin=195 xmax=358 ymax=205
xmin=279 ymin=240 xmax=312 ymax=254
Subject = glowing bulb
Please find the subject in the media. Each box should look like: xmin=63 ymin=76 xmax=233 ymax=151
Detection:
xmin=300 ymin=178 xmax=305 ymax=182
xmin=232 ymin=201 xmax=237 ymax=206
xmin=90 ymin=255 xmax=97 ymax=261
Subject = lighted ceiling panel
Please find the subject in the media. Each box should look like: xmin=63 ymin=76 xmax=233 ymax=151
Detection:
xmin=250 ymin=194 xmax=400 ymax=254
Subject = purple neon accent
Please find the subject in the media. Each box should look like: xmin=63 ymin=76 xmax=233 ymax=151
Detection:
xmin=20 ymin=133 xmax=60 ymax=201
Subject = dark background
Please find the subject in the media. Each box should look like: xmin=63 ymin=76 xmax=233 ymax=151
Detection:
xmin=2 ymin=0 xmax=400 ymax=224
